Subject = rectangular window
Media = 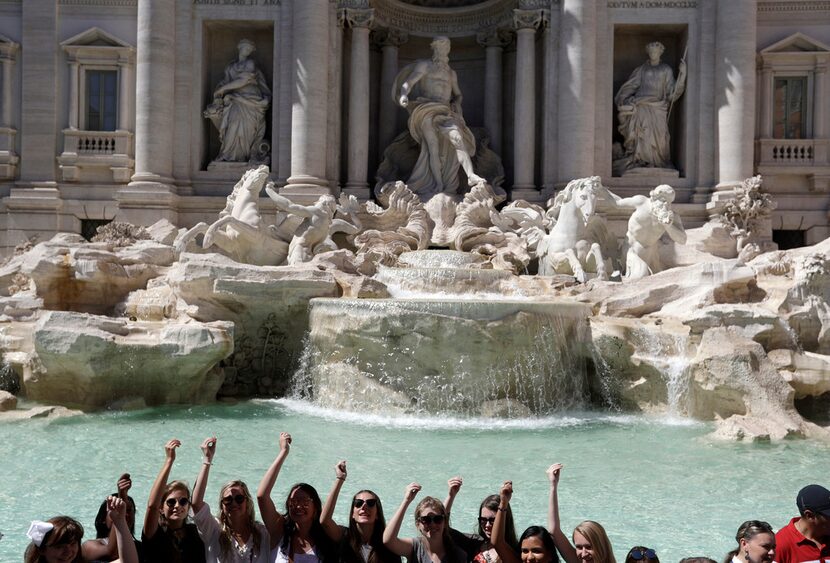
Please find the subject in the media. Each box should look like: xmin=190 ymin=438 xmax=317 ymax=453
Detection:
xmin=773 ymin=77 xmax=807 ymax=139
xmin=86 ymin=70 xmax=118 ymax=131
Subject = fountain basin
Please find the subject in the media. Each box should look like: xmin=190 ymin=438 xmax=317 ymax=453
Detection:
xmin=301 ymin=297 xmax=592 ymax=416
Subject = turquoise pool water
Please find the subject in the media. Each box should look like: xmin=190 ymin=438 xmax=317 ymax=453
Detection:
xmin=1 ymin=399 xmax=826 ymax=561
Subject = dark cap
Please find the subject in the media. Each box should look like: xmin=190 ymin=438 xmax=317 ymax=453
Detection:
xmin=797 ymin=485 xmax=830 ymax=516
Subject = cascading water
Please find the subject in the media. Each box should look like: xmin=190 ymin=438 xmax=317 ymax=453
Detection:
xmin=631 ymin=328 xmax=693 ymax=417
xmin=290 ymin=250 xmax=593 ymax=417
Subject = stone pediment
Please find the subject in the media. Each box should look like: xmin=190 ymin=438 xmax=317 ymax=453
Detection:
xmin=761 ymin=32 xmax=830 ymax=54
xmin=60 ymin=26 xmax=132 ymax=48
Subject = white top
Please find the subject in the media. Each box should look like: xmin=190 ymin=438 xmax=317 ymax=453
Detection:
xmin=194 ymin=503 xmax=272 ymax=563
xmin=273 ymin=543 xmax=322 ymax=563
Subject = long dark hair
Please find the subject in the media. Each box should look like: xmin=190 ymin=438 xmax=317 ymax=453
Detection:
xmin=343 ymin=490 xmax=400 ymax=563
xmin=479 ymin=494 xmax=518 ymax=551
xmin=723 ymin=520 xmax=774 ymax=563
xmin=94 ymin=495 xmax=137 ymax=538
xmin=281 ymin=483 xmax=335 ymax=562
xmin=520 ymin=526 xmax=559 ymax=563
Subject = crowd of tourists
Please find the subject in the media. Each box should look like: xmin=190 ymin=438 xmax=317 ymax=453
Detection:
xmin=23 ymin=434 xmax=830 ymax=563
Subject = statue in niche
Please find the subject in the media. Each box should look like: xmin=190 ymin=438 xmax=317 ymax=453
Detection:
xmin=613 ymin=41 xmax=687 ymax=176
xmin=605 ymin=184 xmax=687 ymax=279
xmin=204 ymin=39 xmax=271 ymax=165
xmin=392 ymin=36 xmax=486 ymax=197
xmin=265 ymin=189 xmax=362 ymax=266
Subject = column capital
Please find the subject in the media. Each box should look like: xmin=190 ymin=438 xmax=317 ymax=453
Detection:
xmin=514 ymin=9 xmax=545 ymax=31
xmin=372 ymin=28 xmax=408 ymax=48
xmin=476 ymin=28 xmax=511 ymax=49
xmin=338 ymin=7 xmax=374 ymax=29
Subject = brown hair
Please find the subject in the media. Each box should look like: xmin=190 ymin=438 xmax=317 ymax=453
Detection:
xmin=722 ymin=521 xmax=774 ymax=563
xmin=24 ymin=516 xmax=86 ymax=563
xmin=414 ymin=497 xmax=463 ymax=563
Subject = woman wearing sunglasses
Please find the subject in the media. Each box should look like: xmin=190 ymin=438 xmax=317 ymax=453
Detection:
xmin=258 ymin=432 xmax=335 ymax=563
xmin=192 ymin=436 xmax=270 ymax=562
xmin=491 ymin=480 xmax=559 ymax=563
xmin=142 ymin=438 xmax=205 ymax=563
xmin=444 ymin=476 xmax=519 ymax=563
xmin=624 ymin=547 xmax=658 ymax=563
xmin=319 ymin=460 xmax=400 ymax=563
xmin=547 ymin=464 xmax=615 ymax=563
xmin=383 ymin=482 xmax=466 ymax=563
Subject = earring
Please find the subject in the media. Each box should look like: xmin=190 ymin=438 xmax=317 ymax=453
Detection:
xmin=744 ymin=551 xmax=750 ymax=562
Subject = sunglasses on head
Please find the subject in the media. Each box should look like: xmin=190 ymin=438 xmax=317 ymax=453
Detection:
xmin=479 ymin=516 xmax=496 ymax=525
xmin=629 ymin=549 xmax=657 ymax=560
xmin=418 ymin=514 xmax=445 ymax=525
xmin=353 ymin=498 xmax=378 ymax=509
xmin=165 ymin=497 xmax=190 ymax=508
xmin=221 ymin=494 xmax=246 ymax=506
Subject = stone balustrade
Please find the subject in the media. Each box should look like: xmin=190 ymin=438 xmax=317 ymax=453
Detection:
xmin=58 ymin=129 xmax=134 ymax=183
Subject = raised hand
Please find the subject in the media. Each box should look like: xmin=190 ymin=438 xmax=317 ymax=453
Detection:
xmin=164 ymin=438 xmax=181 ymax=461
xmin=547 ymin=463 xmax=563 ymax=487
xmin=500 ymin=481 xmax=513 ymax=504
xmin=279 ymin=432 xmax=292 ymax=453
xmin=404 ymin=482 xmax=422 ymax=502
xmin=107 ymin=496 xmax=128 ymax=525
xmin=201 ymin=436 xmax=217 ymax=462
xmin=447 ymin=476 xmax=462 ymax=497
xmin=335 ymin=460 xmax=347 ymax=481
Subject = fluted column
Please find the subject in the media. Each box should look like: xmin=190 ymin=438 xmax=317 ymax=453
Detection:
xmin=68 ymin=61 xmax=80 ymax=129
xmin=131 ymin=0 xmax=174 ymax=184
xmin=512 ymin=9 xmax=543 ymax=197
xmin=477 ymin=28 xmax=510 ymax=156
xmin=117 ymin=59 xmax=132 ymax=131
xmin=0 ymin=56 xmax=12 ymax=127
xmin=814 ymin=56 xmax=828 ymax=138
xmin=376 ymin=28 xmax=408 ymax=158
xmin=713 ymin=0 xmax=756 ymax=194
xmin=342 ymin=6 xmax=374 ymax=198
xmin=758 ymin=62 xmax=772 ymax=138
xmin=557 ymin=0 xmax=596 ymax=182
xmin=284 ymin=0 xmax=331 ymax=201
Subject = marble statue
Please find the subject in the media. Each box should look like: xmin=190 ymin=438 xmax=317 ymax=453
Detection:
xmin=393 ymin=36 xmax=485 ymax=197
xmin=173 ymin=165 xmax=289 ymax=266
xmin=265 ymin=189 xmax=362 ymax=266
xmin=606 ymin=184 xmax=687 ymax=279
xmin=204 ymin=39 xmax=271 ymax=164
xmin=536 ymin=176 xmax=611 ymax=282
xmin=719 ymin=175 xmax=777 ymax=262
xmin=614 ymin=41 xmax=687 ymax=175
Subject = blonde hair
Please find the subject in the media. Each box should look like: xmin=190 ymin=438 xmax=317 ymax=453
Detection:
xmin=219 ymin=481 xmax=262 ymax=557
xmin=573 ymin=521 xmax=616 ymax=563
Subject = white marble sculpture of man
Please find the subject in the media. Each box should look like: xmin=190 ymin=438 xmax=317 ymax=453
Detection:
xmin=204 ymin=39 xmax=271 ymax=163
xmin=605 ymin=184 xmax=687 ymax=279
xmin=614 ymin=41 xmax=686 ymax=174
xmin=393 ymin=36 xmax=485 ymax=197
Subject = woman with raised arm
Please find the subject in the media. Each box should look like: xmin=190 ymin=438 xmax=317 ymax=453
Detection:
xmin=82 ymin=473 xmax=141 ymax=562
xmin=25 ymin=497 xmax=139 ymax=563
xmin=547 ymin=464 xmax=614 ymax=563
xmin=192 ymin=436 xmax=270 ymax=563
xmin=383 ymin=482 xmax=466 ymax=563
xmin=722 ymin=521 xmax=775 ymax=563
xmin=319 ymin=460 xmax=400 ymax=563
xmin=141 ymin=438 xmax=205 ymax=563
xmin=491 ymin=480 xmax=558 ymax=563
xmin=258 ymin=432 xmax=334 ymax=563
xmin=444 ymin=476 xmax=519 ymax=563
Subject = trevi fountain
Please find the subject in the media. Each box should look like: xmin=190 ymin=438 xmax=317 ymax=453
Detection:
xmin=2 ymin=2 xmax=830 ymax=559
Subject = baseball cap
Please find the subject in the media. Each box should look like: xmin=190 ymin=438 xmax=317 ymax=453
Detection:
xmin=797 ymin=485 xmax=830 ymax=516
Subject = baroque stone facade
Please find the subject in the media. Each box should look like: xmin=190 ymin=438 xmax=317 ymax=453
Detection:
xmin=0 ymin=0 xmax=827 ymax=252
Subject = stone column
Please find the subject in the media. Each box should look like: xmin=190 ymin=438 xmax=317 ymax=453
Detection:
xmin=512 ymin=9 xmax=543 ymax=198
xmin=117 ymin=59 xmax=131 ymax=131
xmin=557 ymin=0 xmax=596 ymax=182
xmin=758 ymin=63 xmax=773 ymax=139
xmin=283 ymin=0 xmax=331 ymax=202
xmin=814 ymin=56 xmax=828 ymax=138
xmin=712 ymin=0 xmax=756 ymax=197
xmin=326 ymin=0 xmax=343 ymax=193
xmin=68 ymin=61 xmax=80 ymax=129
xmin=542 ymin=8 xmax=558 ymax=193
xmin=376 ymin=28 xmax=407 ymax=158
xmin=477 ymin=28 xmax=510 ymax=156
xmin=342 ymin=7 xmax=374 ymax=198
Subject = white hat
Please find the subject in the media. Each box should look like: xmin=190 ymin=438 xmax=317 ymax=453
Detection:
xmin=26 ymin=520 xmax=54 ymax=547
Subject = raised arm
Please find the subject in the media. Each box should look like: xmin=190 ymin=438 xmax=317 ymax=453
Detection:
xmin=320 ymin=460 xmax=348 ymax=542
xmin=266 ymin=187 xmax=314 ymax=218
xmin=257 ymin=431 xmax=292 ymax=550
xmin=546 ymin=464 xmax=577 ymax=563
xmin=143 ymin=439 xmax=180 ymax=539
xmin=398 ymin=63 xmax=427 ymax=107
xmin=444 ymin=476 xmax=463 ymax=516
xmin=492 ymin=481 xmax=520 ymax=563
xmin=383 ymin=482 xmax=421 ymax=556
xmin=191 ymin=437 xmax=216 ymax=514
xmin=108 ymin=496 xmax=139 ymax=563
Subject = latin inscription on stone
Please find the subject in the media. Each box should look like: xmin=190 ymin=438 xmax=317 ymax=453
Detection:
xmin=608 ymin=1 xmax=697 ymax=8
xmin=194 ymin=0 xmax=280 ymax=5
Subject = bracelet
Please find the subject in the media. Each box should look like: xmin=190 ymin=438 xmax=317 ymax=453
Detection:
xmin=497 ymin=506 xmax=508 ymax=511
xmin=336 ymin=477 xmax=345 ymax=481
xmin=203 ymin=460 xmax=212 ymax=466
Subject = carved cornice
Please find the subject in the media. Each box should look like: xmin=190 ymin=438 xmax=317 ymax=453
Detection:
xmin=372 ymin=0 xmax=516 ymax=37
xmin=59 ymin=0 xmax=136 ymax=5
xmin=372 ymin=28 xmax=410 ymax=48
xmin=340 ymin=7 xmax=375 ymax=28
xmin=337 ymin=0 xmax=371 ymax=8
xmin=513 ymin=8 xmax=545 ymax=30
xmin=476 ymin=28 xmax=512 ymax=48
xmin=757 ymin=1 xmax=830 ymax=12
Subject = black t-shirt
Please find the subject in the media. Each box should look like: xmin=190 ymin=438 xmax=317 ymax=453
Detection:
xmin=141 ymin=523 xmax=206 ymax=563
